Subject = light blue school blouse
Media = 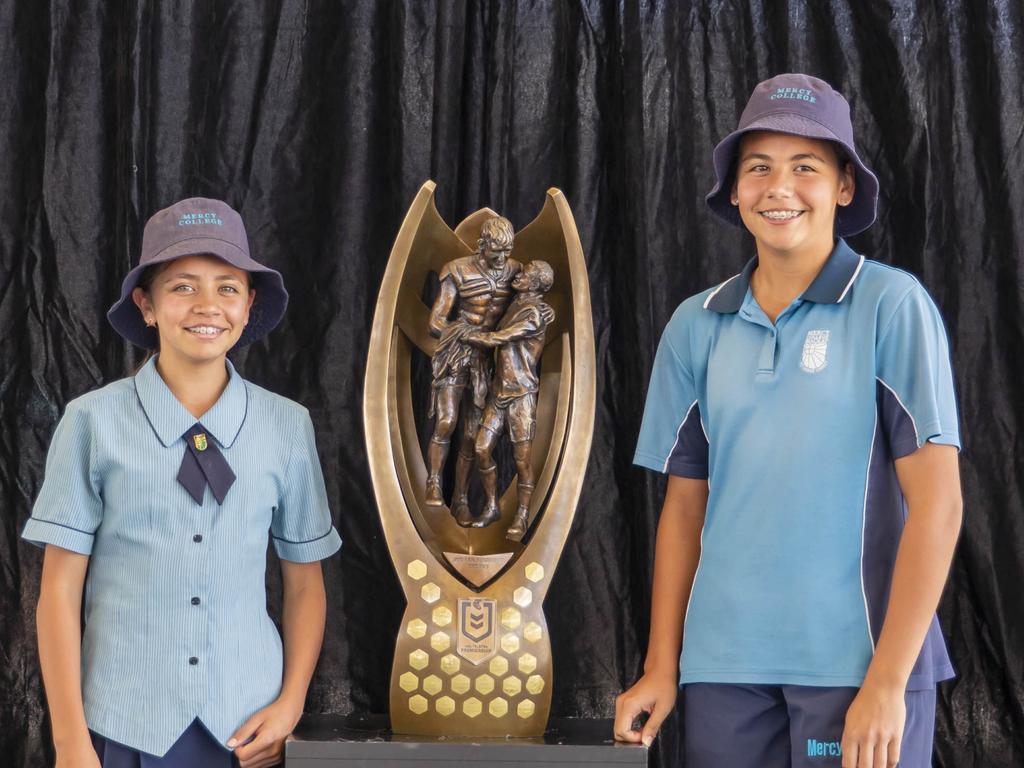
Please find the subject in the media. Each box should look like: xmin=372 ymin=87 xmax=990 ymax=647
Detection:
xmin=23 ymin=356 xmax=342 ymax=757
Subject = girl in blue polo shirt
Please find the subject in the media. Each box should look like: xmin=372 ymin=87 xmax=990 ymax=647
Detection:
xmin=614 ymin=75 xmax=962 ymax=768
xmin=25 ymin=198 xmax=342 ymax=768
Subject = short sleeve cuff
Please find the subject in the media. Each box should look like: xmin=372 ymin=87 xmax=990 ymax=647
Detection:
xmin=919 ymin=422 xmax=962 ymax=453
xmin=926 ymin=434 xmax=962 ymax=451
xmin=633 ymin=451 xmax=670 ymax=474
xmin=666 ymin=458 xmax=710 ymax=479
xmin=891 ymin=422 xmax=961 ymax=459
xmin=273 ymin=526 xmax=342 ymax=563
xmin=22 ymin=517 xmax=95 ymax=555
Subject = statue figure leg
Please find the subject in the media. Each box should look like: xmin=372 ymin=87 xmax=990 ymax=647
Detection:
xmin=451 ymin=391 xmax=482 ymax=525
xmin=471 ymin=403 xmax=504 ymax=528
xmin=506 ymin=442 xmax=533 ymax=541
xmin=506 ymin=394 xmax=537 ymax=541
xmin=426 ymin=384 xmax=460 ymax=506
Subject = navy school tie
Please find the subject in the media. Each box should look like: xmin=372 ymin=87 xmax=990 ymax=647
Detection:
xmin=177 ymin=423 xmax=236 ymax=505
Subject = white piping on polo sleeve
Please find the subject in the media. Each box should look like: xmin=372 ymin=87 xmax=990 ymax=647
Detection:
xmin=875 ymin=377 xmax=921 ymax=447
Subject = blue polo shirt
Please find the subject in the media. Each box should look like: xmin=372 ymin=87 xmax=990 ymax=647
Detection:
xmin=634 ymin=239 xmax=959 ymax=690
xmin=23 ymin=357 xmax=342 ymax=756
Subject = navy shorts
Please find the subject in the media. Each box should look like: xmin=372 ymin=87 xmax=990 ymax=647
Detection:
xmin=683 ymin=684 xmax=936 ymax=768
xmin=91 ymin=719 xmax=239 ymax=768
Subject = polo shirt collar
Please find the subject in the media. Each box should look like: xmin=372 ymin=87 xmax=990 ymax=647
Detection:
xmin=134 ymin=356 xmax=248 ymax=448
xmin=704 ymin=238 xmax=865 ymax=313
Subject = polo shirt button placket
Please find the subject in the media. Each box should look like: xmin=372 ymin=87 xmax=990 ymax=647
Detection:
xmin=758 ymin=328 xmax=778 ymax=376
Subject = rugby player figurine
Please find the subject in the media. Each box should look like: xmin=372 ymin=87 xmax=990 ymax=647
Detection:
xmin=463 ymin=260 xmax=556 ymax=540
xmin=425 ymin=217 xmax=522 ymax=524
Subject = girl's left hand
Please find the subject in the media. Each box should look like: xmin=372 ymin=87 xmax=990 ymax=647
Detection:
xmin=228 ymin=697 xmax=303 ymax=768
xmin=840 ymin=681 xmax=906 ymax=768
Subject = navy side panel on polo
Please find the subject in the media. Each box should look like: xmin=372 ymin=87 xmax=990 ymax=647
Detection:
xmin=634 ymin=239 xmax=960 ymax=690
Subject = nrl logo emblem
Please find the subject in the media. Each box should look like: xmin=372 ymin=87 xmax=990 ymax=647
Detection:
xmin=800 ymin=329 xmax=830 ymax=373
xmin=457 ymin=598 xmax=497 ymax=664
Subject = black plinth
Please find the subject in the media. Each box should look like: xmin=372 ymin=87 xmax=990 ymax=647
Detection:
xmin=287 ymin=714 xmax=648 ymax=767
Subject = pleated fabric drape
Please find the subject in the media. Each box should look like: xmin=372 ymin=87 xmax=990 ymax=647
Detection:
xmin=1 ymin=2 xmax=1021 ymax=766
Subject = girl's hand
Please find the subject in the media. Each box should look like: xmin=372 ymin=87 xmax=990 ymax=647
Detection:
xmin=841 ymin=681 xmax=906 ymax=768
xmin=613 ymin=671 xmax=678 ymax=747
xmin=228 ymin=697 xmax=304 ymax=768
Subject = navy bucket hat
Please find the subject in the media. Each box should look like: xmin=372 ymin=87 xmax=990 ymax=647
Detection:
xmin=108 ymin=198 xmax=288 ymax=349
xmin=705 ymin=73 xmax=879 ymax=237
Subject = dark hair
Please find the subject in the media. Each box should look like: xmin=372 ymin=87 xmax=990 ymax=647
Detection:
xmin=137 ymin=263 xmax=163 ymax=294
xmin=831 ymin=143 xmax=853 ymax=172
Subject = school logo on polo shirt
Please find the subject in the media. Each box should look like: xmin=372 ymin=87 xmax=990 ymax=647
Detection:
xmin=801 ymin=329 xmax=830 ymax=373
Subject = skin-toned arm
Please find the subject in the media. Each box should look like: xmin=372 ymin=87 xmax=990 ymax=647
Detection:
xmin=230 ymin=560 xmax=327 ymax=768
xmin=37 ymin=545 xmax=101 ymax=768
xmin=428 ymin=277 xmax=458 ymax=338
xmin=614 ymin=475 xmax=708 ymax=746
xmin=842 ymin=442 xmax=963 ymax=768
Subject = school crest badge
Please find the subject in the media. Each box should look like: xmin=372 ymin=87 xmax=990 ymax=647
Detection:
xmin=801 ymin=330 xmax=830 ymax=373
xmin=193 ymin=433 xmax=208 ymax=451
xmin=457 ymin=598 xmax=497 ymax=664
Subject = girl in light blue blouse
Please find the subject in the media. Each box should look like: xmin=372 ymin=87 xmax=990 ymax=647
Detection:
xmin=25 ymin=197 xmax=342 ymax=768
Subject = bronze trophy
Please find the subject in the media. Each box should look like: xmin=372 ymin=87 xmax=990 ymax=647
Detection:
xmin=364 ymin=181 xmax=594 ymax=737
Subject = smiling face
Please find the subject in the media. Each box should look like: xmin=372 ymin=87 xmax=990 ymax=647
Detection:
xmin=512 ymin=261 xmax=554 ymax=294
xmin=512 ymin=265 xmax=533 ymax=291
xmin=132 ymin=254 xmax=255 ymax=367
xmin=732 ymin=131 xmax=855 ymax=259
xmin=482 ymin=239 xmax=512 ymax=270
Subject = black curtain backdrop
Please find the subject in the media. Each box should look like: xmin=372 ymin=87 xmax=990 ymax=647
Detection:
xmin=1 ymin=2 xmax=1021 ymax=766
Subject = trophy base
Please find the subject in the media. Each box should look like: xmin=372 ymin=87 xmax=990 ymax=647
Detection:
xmin=287 ymin=714 xmax=648 ymax=767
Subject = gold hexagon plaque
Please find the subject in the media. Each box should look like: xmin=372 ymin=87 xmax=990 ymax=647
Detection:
xmin=451 ymin=674 xmax=470 ymax=695
xmin=430 ymin=631 xmax=451 ymax=652
xmin=423 ymin=674 xmax=443 ymax=696
xmin=503 ymin=676 xmax=522 ymax=696
xmin=365 ymin=182 xmax=595 ymax=736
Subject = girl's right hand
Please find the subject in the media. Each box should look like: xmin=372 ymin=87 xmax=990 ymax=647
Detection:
xmin=54 ymin=740 xmax=101 ymax=768
xmin=613 ymin=671 xmax=679 ymax=747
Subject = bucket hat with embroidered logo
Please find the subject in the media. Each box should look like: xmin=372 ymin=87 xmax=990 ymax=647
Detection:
xmin=705 ymin=73 xmax=880 ymax=237
xmin=108 ymin=197 xmax=289 ymax=349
